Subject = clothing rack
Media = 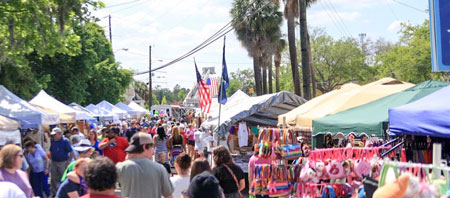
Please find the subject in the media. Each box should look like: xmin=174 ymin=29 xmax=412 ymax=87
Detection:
xmin=309 ymin=146 xmax=389 ymax=161
xmin=381 ymin=141 xmax=404 ymax=158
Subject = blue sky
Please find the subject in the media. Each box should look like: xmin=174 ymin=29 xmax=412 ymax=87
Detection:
xmin=92 ymin=0 xmax=429 ymax=89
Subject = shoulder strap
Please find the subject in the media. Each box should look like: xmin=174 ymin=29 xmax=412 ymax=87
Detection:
xmin=224 ymin=164 xmax=240 ymax=189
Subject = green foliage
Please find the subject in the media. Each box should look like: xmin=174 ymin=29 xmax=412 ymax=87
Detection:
xmin=133 ymin=81 xmax=189 ymax=106
xmin=161 ymin=96 xmax=168 ymax=104
xmin=375 ymin=21 xmax=442 ymax=83
xmin=226 ymin=69 xmax=256 ymax=96
xmin=25 ymin=22 xmax=132 ymax=105
xmin=0 ymin=0 xmax=102 ymax=66
xmin=310 ymin=32 xmax=375 ymax=92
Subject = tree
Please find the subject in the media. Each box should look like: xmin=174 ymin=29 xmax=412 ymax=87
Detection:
xmin=26 ymin=22 xmax=132 ymax=105
xmin=284 ymin=0 xmax=301 ymax=96
xmin=298 ymin=0 xmax=318 ymax=100
xmin=0 ymin=0 xmax=103 ymax=66
xmin=161 ymin=96 xmax=168 ymax=104
xmin=274 ymin=39 xmax=286 ymax=92
xmin=311 ymin=32 xmax=374 ymax=93
xmin=226 ymin=69 xmax=256 ymax=96
xmin=375 ymin=21 xmax=442 ymax=83
xmin=231 ymin=0 xmax=282 ymax=96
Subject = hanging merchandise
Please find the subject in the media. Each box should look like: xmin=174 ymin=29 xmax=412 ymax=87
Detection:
xmin=281 ymin=129 xmax=303 ymax=160
xmin=238 ymin=122 xmax=249 ymax=147
xmin=249 ymin=164 xmax=301 ymax=197
xmin=375 ymin=161 xmax=450 ymax=198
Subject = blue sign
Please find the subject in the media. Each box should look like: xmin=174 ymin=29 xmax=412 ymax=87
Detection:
xmin=430 ymin=0 xmax=450 ymax=72
xmin=429 ymin=0 xmax=450 ymax=71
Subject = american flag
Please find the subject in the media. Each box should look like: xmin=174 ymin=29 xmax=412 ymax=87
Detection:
xmin=206 ymin=77 xmax=218 ymax=97
xmin=195 ymin=60 xmax=211 ymax=113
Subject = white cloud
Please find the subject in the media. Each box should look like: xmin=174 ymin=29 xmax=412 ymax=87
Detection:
xmin=325 ymin=0 xmax=391 ymax=9
xmin=387 ymin=20 xmax=406 ymax=32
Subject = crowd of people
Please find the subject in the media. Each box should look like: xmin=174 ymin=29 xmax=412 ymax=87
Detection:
xmin=0 ymin=116 xmax=247 ymax=198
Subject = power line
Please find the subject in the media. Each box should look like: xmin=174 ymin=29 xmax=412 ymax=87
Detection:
xmin=103 ymin=0 xmax=141 ymax=9
xmin=323 ymin=0 xmax=352 ymax=37
xmin=391 ymin=0 xmax=427 ymax=13
xmin=318 ymin=1 xmax=349 ymax=38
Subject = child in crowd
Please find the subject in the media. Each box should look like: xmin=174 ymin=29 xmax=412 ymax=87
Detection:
xmin=158 ymin=152 xmax=172 ymax=175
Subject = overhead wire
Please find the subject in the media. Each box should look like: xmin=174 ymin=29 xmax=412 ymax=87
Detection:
xmin=323 ymin=0 xmax=352 ymax=37
xmin=133 ymin=1 xmax=276 ymax=75
xmin=391 ymin=0 xmax=427 ymax=13
xmin=103 ymin=0 xmax=141 ymax=9
xmin=318 ymin=1 xmax=349 ymax=38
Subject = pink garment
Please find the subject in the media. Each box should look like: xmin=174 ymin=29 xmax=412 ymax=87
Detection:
xmin=0 ymin=168 xmax=34 ymax=198
xmin=249 ymin=155 xmax=275 ymax=170
xmin=186 ymin=129 xmax=196 ymax=141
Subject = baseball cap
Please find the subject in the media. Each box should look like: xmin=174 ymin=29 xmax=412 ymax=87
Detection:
xmin=51 ymin=127 xmax=62 ymax=135
xmin=125 ymin=132 xmax=154 ymax=153
xmin=74 ymin=139 xmax=93 ymax=152
xmin=71 ymin=127 xmax=79 ymax=132
xmin=188 ymin=171 xmax=222 ymax=198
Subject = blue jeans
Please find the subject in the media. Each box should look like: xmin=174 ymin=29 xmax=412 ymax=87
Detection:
xmin=30 ymin=171 xmax=50 ymax=197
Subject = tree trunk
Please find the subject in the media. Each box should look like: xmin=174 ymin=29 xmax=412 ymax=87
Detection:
xmin=299 ymin=0 xmax=311 ymax=100
xmin=307 ymin=32 xmax=316 ymax=97
xmin=253 ymin=53 xmax=262 ymax=96
xmin=274 ymin=53 xmax=281 ymax=92
xmin=287 ymin=9 xmax=301 ymax=96
xmin=262 ymin=54 xmax=268 ymax=94
xmin=268 ymin=55 xmax=273 ymax=93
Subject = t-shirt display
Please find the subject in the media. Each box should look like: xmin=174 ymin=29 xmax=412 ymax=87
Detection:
xmin=238 ymin=122 xmax=249 ymax=147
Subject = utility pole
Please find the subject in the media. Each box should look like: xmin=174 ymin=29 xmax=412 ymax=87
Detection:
xmin=149 ymin=45 xmax=152 ymax=110
xmin=108 ymin=15 xmax=112 ymax=44
xmin=299 ymin=0 xmax=311 ymax=100
xmin=358 ymin=33 xmax=367 ymax=53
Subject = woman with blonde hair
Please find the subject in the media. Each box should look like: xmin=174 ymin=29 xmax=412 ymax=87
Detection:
xmin=167 ymin=126 xmax=186 ymax=163
xmin=0 ymin=144 xmax=34 ymax=198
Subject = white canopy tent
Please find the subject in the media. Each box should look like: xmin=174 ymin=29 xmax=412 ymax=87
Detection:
xmin=128 ymin=101 xmax=150 ymax=115
xmin=68 ymin=103 xmax=98 ymax=122
xmin=115 ymin=102 xmax=141 ymax=118
xmin=85 ymin=104 xmax=120 ymax=123
xmin=208 ymin=90 xmax=250 ymax=119
xmin=0 ymin=85 xmax=59 ymax=128
xmin=201 ymin=91 xmax=306 ymax=136
xmin=97 ymin=101 xmax=128 ymax=120
xmin=30 ymin=90 xmax=94 ymax=122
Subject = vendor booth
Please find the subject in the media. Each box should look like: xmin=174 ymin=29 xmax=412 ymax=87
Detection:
xmin=97 ymin=100 xmax=128 ymax=120
xmin=295 ymin=78 xmax=413 ymax=129
xmin=30 ymin=90 xmax=94 ymax=123
xmin=115 ymin=102 xmax=141 ymax=118
xmin=0 ymin=85 xmax=59 ymax=128
xmin=128 ymin=101 xmax=150 ymax=116
xmin=312 ymin=81 xmax=450 ymax=148
xmin=85 ymin=104 xmax=120 ymax=123
xmin=0 ymin=115 xmax=21 ymax=146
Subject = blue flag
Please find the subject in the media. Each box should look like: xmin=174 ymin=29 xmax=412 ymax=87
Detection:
xmin=218 ymin=36 xmax=229 ymax=104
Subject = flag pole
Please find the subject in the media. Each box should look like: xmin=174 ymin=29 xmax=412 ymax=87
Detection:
xmin=216 ymin=76 xmax=223 ymax=146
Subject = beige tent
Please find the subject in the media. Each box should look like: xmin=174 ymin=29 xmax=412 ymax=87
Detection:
xmin=278 ymin=83 xmax=360 ymax=126
xmin=0 ymin=115 xmax=20 ymax=131
xmin=33 ymin=106 xmax=74 ymax=124
xmin=296 ymin=78 xmax=414 ymax=128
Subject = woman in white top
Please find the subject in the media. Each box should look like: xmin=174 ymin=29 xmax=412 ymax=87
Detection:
xmin=170 ymin=153 xmax=192 ymax=198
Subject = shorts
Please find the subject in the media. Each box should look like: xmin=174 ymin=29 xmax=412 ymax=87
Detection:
xmin=188 ymin=140 xmax=195 ymax=146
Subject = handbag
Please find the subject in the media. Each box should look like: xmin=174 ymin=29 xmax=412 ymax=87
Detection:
xmin=267 ymin=165 xmax=290 ymax=197
xmin=223 ymin=164 xmax=243 ymax=198
xmin=281 ymin=129 xmax=302 ymax=160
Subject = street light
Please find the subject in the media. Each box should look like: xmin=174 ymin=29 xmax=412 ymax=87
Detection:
xmin=114 ymin=48 xmax=129 ymax=52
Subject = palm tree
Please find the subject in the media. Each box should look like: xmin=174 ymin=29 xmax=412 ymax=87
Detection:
xmin=284 ymin=0 xmax=301 ymax=96
xmin=231 ymin=0 xmax=283 ymax=96
xmin=274 ymin=38 xmax=286 ymax=92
